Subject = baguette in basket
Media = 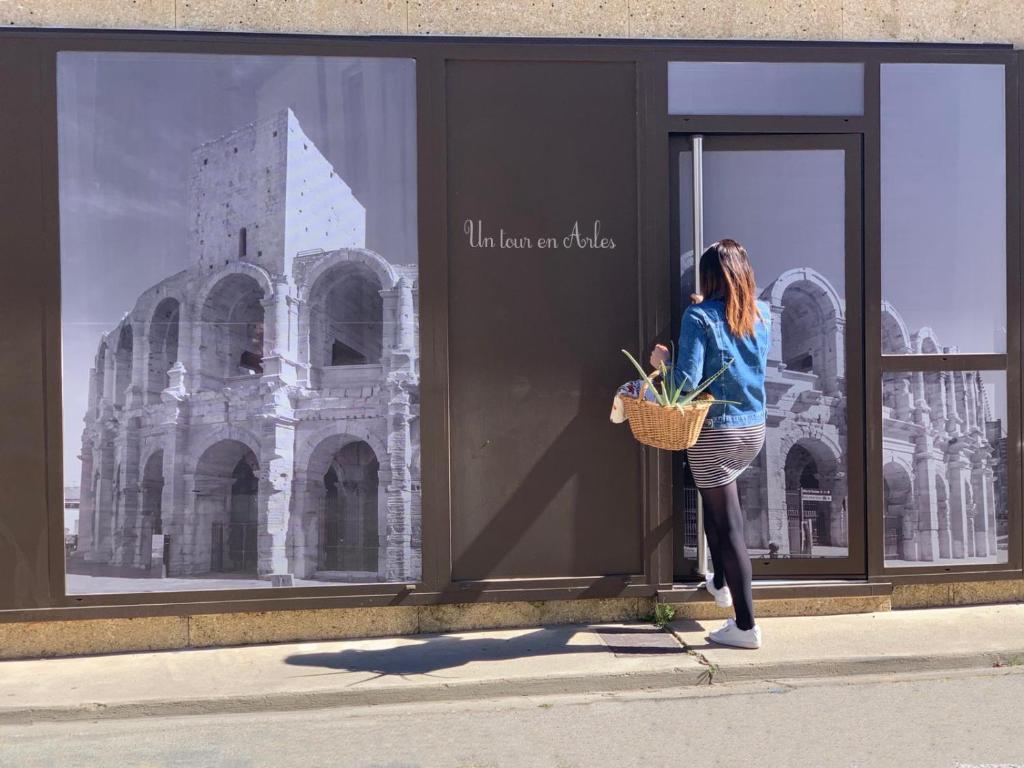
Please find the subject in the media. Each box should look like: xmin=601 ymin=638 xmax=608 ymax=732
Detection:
xmin=611 ymin=348 xmax=736 ymax=451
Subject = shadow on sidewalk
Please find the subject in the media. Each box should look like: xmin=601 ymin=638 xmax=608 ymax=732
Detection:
xmin=283 ymin=623 xmax=679 ymax=679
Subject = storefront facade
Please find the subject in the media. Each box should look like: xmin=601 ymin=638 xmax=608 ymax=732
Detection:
xmin=0 ymin=18 xmax=1022 ymax=656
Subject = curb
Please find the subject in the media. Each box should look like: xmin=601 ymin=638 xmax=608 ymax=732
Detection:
xmin=0 ymin=666 xmax=707 ymax=724
xmin=3 ymin=646 xmax=1022 ymax=724
xmin=664 ymin=624 xmax=1024 ymax=685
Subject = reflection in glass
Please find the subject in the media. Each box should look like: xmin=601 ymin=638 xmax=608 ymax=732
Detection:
xmin=881 ymin=63 xmax=1006 ymax=354
xmin=668 ymin=61 xmax=864 ymax=116
xmin=677 ymin=148 xmax=850 ymax=561
xmin=882 ymin=370 xmax=1008 ymax=567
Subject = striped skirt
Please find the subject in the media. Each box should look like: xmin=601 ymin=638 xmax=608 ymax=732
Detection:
xmin=686 ymin=422 xmax=766 ymax=489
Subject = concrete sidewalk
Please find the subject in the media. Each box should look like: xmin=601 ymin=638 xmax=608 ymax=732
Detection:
xmin=1 ymin=603 xmax=1022 ymax=724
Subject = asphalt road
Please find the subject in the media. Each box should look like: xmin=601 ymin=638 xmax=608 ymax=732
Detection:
xmin=2 ymin=667 xmax=1023 ymax=768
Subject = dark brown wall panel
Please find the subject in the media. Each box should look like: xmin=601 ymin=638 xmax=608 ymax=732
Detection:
xmin=0 ymin=41 xmax=54 ymax=609
xmin=446 ymin=59 xmax=642 ymax=581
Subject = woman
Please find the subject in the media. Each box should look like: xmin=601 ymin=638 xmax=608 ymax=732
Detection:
xmin=651 ymin=238 xmax=770 ymax=650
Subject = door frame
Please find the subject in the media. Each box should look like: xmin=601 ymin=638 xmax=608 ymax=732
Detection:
xmin=668 ymin=131 xmax=866 ymax=579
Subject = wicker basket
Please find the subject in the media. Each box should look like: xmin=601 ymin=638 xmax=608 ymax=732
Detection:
xmin=621 ymin=384 xmax=715 ymax=451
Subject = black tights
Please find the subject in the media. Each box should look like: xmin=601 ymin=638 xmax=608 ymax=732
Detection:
xmin=701 ymin=481 xmax=755 ymax=631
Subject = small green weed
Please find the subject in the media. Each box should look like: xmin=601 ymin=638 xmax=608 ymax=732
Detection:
xmin=644 ymin=603 xmax=677 ymax=628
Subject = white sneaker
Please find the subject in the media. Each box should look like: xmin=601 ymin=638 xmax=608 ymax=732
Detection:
xmin=703 ymin=571 xmax=733 ymax=608
xmin=708 ymin=619 xmax=761 ymax=649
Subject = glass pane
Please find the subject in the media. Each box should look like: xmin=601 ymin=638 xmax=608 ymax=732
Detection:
xmin=668 ymin=62 xmax=864 ymax=116
xmin=677 ymin=147 xmax=850 ymax=561
xmin=881 ymin=63 xmax=1006 ymax=354
xmin=881 ymin=370 xmax=1008 ymax=567
xmin=59 ymin=52 xmax=420 ymax=594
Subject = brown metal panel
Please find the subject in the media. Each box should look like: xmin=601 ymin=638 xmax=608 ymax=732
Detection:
xmin=415 ymin=51 xmax=454 ymax=596
xmin=0 ymin=41 xmax=53 ymax=609
xmin=637 ymin=54 xmax=675 ymax=590
xmin=445 ymin=59 xmax=643 ymax=581
xmin=863 ymin=62 xmax=885 ymax=580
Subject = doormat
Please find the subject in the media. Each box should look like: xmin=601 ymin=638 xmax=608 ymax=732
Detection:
xmin=593 ymin=625 xmax=687 ymax=655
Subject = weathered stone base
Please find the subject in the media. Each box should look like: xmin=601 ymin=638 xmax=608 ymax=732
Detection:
xmin=2 ymin=581 xmax=1021 ymax=660
xmin=892 ymin=578 xmax=1024 ymax=609
xmin=663 ymin=595 xmax=892 ymax=621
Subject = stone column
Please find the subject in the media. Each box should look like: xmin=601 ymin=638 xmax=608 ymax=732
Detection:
xmin=293 ymin=297 xmax=312 ymax=387
xmin=383 ymin=386 xmax=413 ymax=581
xmin=942 ymin=372 xmax=961 ymax=436
xmin=102 ymin=343 xmax=116 ymax=404
xmin=822 ymin=316 xmax=845 ymax=396
xmin=893 ymin=374 xmax=913 ymax=422
xmin=970 ymin=455 xmax=994 ymax=559
xmin=936 ymin=488 xmax=953 ymax=561
xmin=831 ymin=470 xmax=848 ymax=549
xmin=912 ymin=446 xmax=941 ymax=562
xmin=114 ymin=419 xmax=142 ymax=567
xmin=289 ymin=468 xmax=323 ymax=578
xmin=174 ymin=469 xmax=199 ymax=575
xmin=963 ymin=373 xmax=978 ymax=433
xmin=260 ymin=277 xmax=299 ymax=385
xmin=127 ymin=320 xmax=146 ymax=409
xmin=395 ymin=278 xmax=416 ymax=355
xmin=258 ymin=413 xmax=296 ymax=577
xmin=984 ymin=465 xmax=998 ymax=556
xmin=88 ymin=427 xmax=117 ymax=562
xmin=76 ymin=438 xmax=97 ymax=557
xmin=176 ymin=299 xmax=200 ymax=394
xmin=159 ymin=389 xmax=189 ymax=576
xmin=946 ymin=449 xmax=971 ymax=559
xmin=763 ymin=427 xmax=790 ymax=555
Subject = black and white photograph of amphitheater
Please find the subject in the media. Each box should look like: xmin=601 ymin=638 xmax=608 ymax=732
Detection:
xmin=59 ymin=52 xmax=420 ymax=594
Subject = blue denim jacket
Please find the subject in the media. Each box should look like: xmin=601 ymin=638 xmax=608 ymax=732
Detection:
xmin=671 ymin=298 xmax=771 ymax=429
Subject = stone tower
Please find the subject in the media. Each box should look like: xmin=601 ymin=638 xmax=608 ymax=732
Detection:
xmin=188 ymin=107 xmax=366 ymax=277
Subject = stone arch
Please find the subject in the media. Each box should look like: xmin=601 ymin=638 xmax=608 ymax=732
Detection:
xmin=782 ymin=436 xmax=842 ymax=549
xmin=913 ymin=327 xmax=942 ymax=355
xmin=298 ymin=248 xmax=398 ymax=302
xmin=139 ymin=450 xmax=165 ymax=566
xmin=188 ymin=425 xmax=263 ymax=474
xmin=307 ymin=261 xmax=384 ymax=368
xmin=295 ymin=421 xmax=388 ymax=474
xmin=193 ymin=438 xmax=260 ymax=576
xmin=146 ymin=297 xmax=180 ymax=403
xmin=763 ymin=267 xmax=844 ymax=318
xmin=763 ymin=268 xmax=844 ymax=390
xmin=881 ymin=301 xmax=912 ymax=354
xmin=883 ymin=460 xmax=914 ymax=560
xmin=196 ymin=270 xmax=268 ymax=384
xmin=194 ymin=262 xmax=275 ymax=310
xmin=113 ymin=322 xmax=133 ymax=407
xmin=304 ymin=431 xmax=382 ymax=575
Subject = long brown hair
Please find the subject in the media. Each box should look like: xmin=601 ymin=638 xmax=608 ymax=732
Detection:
xmin=698 ymin=239 xmax=760 ymax=338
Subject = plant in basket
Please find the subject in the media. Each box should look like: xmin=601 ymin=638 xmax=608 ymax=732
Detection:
xmin=611 ymin=344 xmax=737 ymax=451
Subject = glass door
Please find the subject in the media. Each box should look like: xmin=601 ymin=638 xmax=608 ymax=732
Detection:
xmin=671 ymin=133 xmax=865 ymax=579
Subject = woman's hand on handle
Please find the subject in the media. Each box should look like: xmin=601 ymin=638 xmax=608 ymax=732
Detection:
xmin=649 ymin=344 xmax=670 ymax=370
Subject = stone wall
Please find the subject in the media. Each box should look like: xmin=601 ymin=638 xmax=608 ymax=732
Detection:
xmin=4 ymin=1 xmax=1024 ymax=46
